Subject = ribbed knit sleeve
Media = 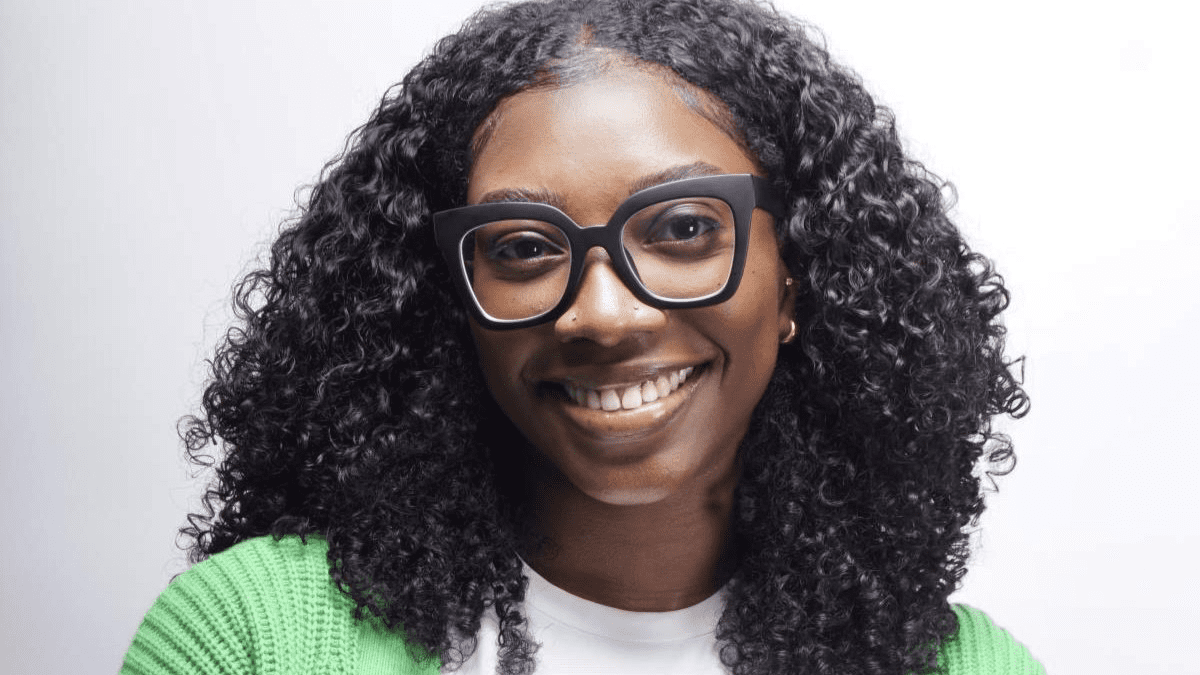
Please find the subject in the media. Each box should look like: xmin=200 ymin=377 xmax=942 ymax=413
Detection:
xmin=941 ymin=605 xmax=1046 ymax=675
xmin=120 ymin=536 xmax=439 ymax=675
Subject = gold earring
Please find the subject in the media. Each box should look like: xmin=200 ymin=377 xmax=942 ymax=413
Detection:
xmin=781 ymin=319 xmax=797 ymax=344
xmin=781 ymin=278 xmax=796 ymax=344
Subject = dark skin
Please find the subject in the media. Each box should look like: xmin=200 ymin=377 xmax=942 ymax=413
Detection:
xmin=468 ymin=57 xmax=795 ymax=612
xmin=521 ymin=445 xmax=741 ymax=611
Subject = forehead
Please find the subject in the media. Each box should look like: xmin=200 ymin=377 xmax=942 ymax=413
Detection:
xmin=466 ymin=61 xmax=760 ymax=208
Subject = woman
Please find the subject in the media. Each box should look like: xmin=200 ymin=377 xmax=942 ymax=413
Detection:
xmin=123 ymin=0 xmax=1037 ymax=673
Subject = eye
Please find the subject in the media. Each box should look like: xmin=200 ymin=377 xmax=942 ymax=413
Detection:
xmin=487 ymin=231 xmax=567 ymax=261
xmin=626 ymin=200 xmax=735 ymax=263
xmin=645 ymin=213 xmax=720 ymax=243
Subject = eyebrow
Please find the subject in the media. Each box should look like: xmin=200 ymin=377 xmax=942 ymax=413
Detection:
xmin=474 ymin=161 xmax=728 ymax=208
xmin=476 ymin=187 xmax=568 ymax=209
xmin=626 ymin=161 xmax=725 ymax=194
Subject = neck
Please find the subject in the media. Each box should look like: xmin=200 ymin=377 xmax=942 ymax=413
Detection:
xmin=522 ymin=457 xmax=739 ymax=612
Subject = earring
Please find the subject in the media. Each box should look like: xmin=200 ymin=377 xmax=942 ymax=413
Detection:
xmin=781 ymin=319 xmax=797 ymax=345
xmin=781 ymin=277 xmax=796 ymax=344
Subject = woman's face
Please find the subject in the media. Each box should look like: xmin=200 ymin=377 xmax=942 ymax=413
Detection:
xmin=467 ymin=60 xmax=793 ymax=506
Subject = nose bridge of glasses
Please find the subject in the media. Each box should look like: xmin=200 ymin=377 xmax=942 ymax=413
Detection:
xmin=574 ymin=216 xmax=626 ymax=245
xmin=572 ymin=220 xmax=639 ymax=288
xmin=569 ymin=241 xmax=643 ymax=309
xmin=558 ymin=244 xmax=665 ymax=341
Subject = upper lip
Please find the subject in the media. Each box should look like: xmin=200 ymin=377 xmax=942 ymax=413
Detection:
xmin=537 ymin=362 xmax=707 ymax=390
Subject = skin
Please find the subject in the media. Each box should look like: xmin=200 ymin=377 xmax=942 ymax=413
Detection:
xmin=467 ymin=57 xmax=795 ymax=611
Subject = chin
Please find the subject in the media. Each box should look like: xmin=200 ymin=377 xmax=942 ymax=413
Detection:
xmin=586 ymin=484 xmax=673 ymax=507
xmin=569 ymin=457 xmax=696 ymax=506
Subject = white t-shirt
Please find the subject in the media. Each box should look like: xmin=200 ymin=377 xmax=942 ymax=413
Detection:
xmin=450 ymin=561 xmax=729 ymax=674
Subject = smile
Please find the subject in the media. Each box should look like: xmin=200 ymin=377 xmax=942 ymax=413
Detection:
xmin=537 ymin=362 xmax=710 ymax=443
xmin=561 ymin=366 xmax=696 ymax=411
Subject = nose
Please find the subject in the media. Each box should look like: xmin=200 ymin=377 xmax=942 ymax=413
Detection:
xmin=554 ymin=248 xmax=667 ymax=346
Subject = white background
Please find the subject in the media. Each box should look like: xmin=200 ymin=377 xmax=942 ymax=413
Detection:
xmin=2 ymin=1 xmax=1197 ymax=673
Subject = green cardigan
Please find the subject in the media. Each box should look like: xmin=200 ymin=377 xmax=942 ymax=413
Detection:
xmin=121 ymin=536 xmax=1045 ymax=674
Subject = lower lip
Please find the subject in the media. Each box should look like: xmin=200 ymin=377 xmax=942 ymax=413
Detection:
xmin=545 ymin=366 xmax=707 ymax=444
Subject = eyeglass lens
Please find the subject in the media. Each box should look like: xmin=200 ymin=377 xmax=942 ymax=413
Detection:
xmin=458 ymin=196 xmax=737 ymax=321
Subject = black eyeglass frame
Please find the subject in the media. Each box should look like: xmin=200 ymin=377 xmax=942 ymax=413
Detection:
xmin=432 ymin=173 xmax=784 ymax=330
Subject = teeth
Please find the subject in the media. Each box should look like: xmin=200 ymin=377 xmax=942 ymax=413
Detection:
xmin=621 ymin=385 xmax=643 ymax=409
xmin=655 ymin=376 xmax=670 ymax=398
xmin=565 ymin=366 xmax=698 ymax=411
xmin=601 ymin=389 xmax=622 ymax=411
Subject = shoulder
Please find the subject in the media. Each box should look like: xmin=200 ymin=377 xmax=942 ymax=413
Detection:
xmin=941 ymin=604 xmax=1046 ymax=675
xmin=121 ymin=536 xmax=437 ymax=675
xmin=147 ymin=535 xmax=348 ymax=646
xmin=120 ymin=536 xmax=346 ymax=674
xmin=176 ymin=534 xmax=335 ymax=600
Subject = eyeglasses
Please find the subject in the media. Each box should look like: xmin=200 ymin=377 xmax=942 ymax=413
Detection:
xmin=432 ymin=173 xmax=783 ymax=330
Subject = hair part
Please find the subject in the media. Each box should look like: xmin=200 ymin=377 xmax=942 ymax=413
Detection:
xmin=471 ymin=44 xmax=754 ymax=175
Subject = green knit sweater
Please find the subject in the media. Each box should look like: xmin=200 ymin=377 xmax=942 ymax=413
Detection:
xmin=121 ymin=536 xmax=1045 ymax=674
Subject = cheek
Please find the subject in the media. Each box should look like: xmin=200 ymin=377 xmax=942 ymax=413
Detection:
xmin=709 ymin=245 xmax=784 ymax=383
xmin=470 ymin=327 xmax=530 ymax=405
xmin=705 ymin=282 xmax=780 ymax=379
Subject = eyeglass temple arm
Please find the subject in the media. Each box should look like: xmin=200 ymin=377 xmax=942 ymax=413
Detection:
xmin=753 ymin=176 xmax=786 ymax=220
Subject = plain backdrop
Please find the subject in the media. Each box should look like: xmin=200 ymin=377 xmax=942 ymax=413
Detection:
xmin=2 ymin=1 xmax=1197 ymax=673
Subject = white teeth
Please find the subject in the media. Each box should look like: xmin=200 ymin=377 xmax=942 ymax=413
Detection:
xmin=601 ymin=389 xmax=622 ymax=411
xmin=655 ymin=376 xmax=670 ymax=398
xmin=621 ymin=385 xmax=643 ymax=410
xmin=564 ymin=365 xmax=700 ymax=411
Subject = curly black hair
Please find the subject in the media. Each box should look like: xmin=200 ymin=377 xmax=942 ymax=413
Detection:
xmin=180 ymin=1 xmax=1029 ymax=673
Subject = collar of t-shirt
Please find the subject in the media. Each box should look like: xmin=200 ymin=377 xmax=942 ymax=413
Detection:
xmin=521 ymin=558 xmax=726 ymax=644
xmin=449 ymin=559 xmax=729 ymax=674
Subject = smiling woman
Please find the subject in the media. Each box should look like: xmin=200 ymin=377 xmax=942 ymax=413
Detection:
xmin=121 ymin=1 xmax=1037 ymax=674
xmin=465 ymin=63 xmax=789 ymax=515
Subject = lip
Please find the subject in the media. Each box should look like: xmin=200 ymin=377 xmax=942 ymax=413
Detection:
xmin=545 ymin=362 xmax=704 ymax=391
xmin=535 ymin=362 xmax=710 ymax=445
